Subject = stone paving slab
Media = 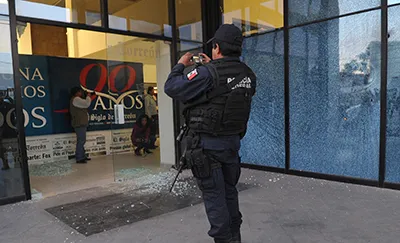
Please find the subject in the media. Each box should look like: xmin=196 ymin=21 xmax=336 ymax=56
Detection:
xmin=1 ymin=169 xmax=400 ymax=243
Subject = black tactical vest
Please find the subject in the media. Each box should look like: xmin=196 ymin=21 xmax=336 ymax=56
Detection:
xmin=183 ymin=57 xmax=256 ymax=138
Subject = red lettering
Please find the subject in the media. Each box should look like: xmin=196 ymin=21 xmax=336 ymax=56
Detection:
xmin=79 ymin=64 xmax=107 ymax=100
xmin=79 ymin=63 xmax=137 ymax=95
xmin=109 ymin=65 xmax=136 ymax=93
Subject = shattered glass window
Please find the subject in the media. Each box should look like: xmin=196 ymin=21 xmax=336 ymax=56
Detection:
xmin=240 ymin=31 xmax=285 ymax=168
xmin=289 ymin=11 xmax=381 ymax=179
xmin=0 ymin=0 xmax=7 ymax=15
xmin=385 ymin=6 xmax=400 ymax=183
xmin=288 ymin=0 xmax=380 ymax=26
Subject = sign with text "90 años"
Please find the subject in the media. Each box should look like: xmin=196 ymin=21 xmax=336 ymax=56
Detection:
xmin=19 ymin=55 xmax=145 ymax=137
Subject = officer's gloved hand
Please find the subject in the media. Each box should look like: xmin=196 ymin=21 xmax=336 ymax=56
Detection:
xmin=199 ymin=53 xmax=212 ymax=64
xmin=178 ymin=52 xmax=195 ymax=67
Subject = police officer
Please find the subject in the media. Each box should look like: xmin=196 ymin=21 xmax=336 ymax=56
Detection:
xmin=165 ymin=24 xmax=256 ymax=243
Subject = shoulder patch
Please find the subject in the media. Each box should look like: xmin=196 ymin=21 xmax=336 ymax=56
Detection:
xmin=187 ymin=69 xmax=198 ymax=81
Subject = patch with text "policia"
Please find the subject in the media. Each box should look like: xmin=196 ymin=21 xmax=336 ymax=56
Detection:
xmin=187 ymin=69 xmax=198 ymax=81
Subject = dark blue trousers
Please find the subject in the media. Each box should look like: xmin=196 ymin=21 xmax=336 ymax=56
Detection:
xmin=196 ymin=149 xmax=242 ymax=241
xmin=75 ymin=126 xmax=87 ymax=161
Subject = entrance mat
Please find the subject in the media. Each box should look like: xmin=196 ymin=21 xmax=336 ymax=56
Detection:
xmin=45 ymin=178 xmax=253 ymax=236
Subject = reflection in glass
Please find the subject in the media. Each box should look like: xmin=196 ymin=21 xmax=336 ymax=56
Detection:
xmin=176 ymin=0 xmax=202 ymax=41
xmin=108 ymin=0 xmax=170 ymax=36
xmin=288 ymin=0 xmax=380 ymax=26
xmin=389 ymin=0 xmax=400 ymax=5
xmin=0 ymin=16 xmax=26 ymax=199
xmin=223 ymin=0 xmax=283 ymax=35
xmin=0 ymin=0 xmax=8 ymax=15
xmin=386 ymin=6 xmax=400 ymax=183
xmin=240 ymin=31 xmax=285 ymax=167
xmin=106 ymin=35 xmax=170 ymax=182
xmin=178 ymin=41 xmax=203 ymax=55
xmin=289 ymin=11 xmax=381 ymax=179
xmin=16 ymin=0 xmax=101 ymax=26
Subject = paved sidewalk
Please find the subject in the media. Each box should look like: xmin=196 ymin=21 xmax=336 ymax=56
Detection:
xmin=1 ymin=169 xmax=400 ymax=243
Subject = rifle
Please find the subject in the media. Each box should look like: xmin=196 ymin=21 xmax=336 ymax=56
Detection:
xmin=169 ymin=150 xmax=187 ymax=192
xmin=169 ymin=125 xmax=188 ymax=193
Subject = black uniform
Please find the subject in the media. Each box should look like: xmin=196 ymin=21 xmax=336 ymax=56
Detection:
xmin=165 ymin=24 xmax=256 ymax=243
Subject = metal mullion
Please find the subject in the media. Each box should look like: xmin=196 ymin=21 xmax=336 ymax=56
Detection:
xmin=8 ymin=0 xmax=32 ymax=201
xmin=200 ymin=0 xmax=221 ymax=56
xmin=241 ymin=163 xmax=380 ymax=188
xmin=284 ymin=0 xmax=290 ymax=172
xmin=379 ymin=0 xmax=388 ymax=187
xmin=288 ymin=169 xmax=379 ymax=187
xmin=177 ymin=38 xmax=204 ymax=45
xmin=384 ymin=181 xmax=400 ymax=190
xmin=16 ymin=16 xmax=171 ymax=41
xmin=388 ymin=2 xmax=400 ymax=7
xmin=0 ymin=195 xmax=26 ymax=206
xmin=100 ymin=0 xmax=109 ymax=29
xmin=168 ymin=0 xmax=181 ymax=168
xmin=242 ymin=27 xmax=285 ymax=39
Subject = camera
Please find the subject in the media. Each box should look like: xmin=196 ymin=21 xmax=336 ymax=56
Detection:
xmin=191 ymin=55 xmax=204 ymax=64
xmin=83 ymin=91 xmax=95 ymax=97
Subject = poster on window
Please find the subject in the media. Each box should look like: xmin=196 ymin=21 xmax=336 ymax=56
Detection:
xmin=84 ymin=132 xmax=109 ymax=156
xmin=110 ymin=129 xmax=134 ymax=154
xmin=19 ymin=55 xmax=145 ymax=137
xmin=26 ymin=131 xmax=112 ymax=165
xmin=26 ymin=136 xmax=53 ymax=164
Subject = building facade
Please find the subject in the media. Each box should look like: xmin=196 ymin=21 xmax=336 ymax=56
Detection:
xmin=0 ymin=0 xmax=400 ymax=205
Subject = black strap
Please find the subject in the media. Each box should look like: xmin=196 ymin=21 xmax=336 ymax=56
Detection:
xmin=204 ymin=64 xmax=219 ymax=87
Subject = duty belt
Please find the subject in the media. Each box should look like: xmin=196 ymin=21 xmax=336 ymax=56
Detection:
xmin=185 ymin=131 xmax=222 ymax=173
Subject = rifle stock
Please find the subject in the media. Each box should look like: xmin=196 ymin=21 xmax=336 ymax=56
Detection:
xmin=169 ymin=125 xmax=188 ymax=193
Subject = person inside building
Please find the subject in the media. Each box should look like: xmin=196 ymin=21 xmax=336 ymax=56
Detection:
xmin=145 ymin=86 xmax=158 ymax=149
xmin=70 ymin=87 xmax=93 ymax=164
xmin=164 ymin=24 xmax=257 ymax=243
xmin=131 ymin=114 xmax=154 ymax=156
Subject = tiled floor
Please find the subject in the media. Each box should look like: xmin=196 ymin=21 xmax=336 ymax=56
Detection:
xmin=29 ymin=150 xmax=161 ymax=198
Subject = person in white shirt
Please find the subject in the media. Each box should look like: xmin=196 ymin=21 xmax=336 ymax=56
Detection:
xmin=145 ymin=86 xmax=158 ymax=148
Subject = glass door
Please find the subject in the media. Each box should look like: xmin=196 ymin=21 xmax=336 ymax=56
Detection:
xmin=105 ymin=33 xmax=171 ymax=182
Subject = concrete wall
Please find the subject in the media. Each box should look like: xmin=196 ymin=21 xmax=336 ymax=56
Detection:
xmin=156 ymin=41 xmax=175 ymax=166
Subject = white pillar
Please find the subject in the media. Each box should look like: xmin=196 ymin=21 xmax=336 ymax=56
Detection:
xmin=156 ymin=41 xmax=175 ymax=166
